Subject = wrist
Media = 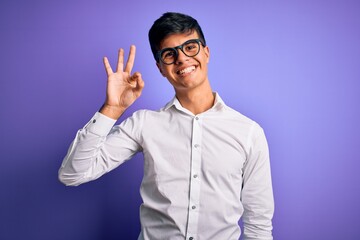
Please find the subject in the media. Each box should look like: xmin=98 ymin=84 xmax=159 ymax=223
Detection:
xmin=99 ymin=104 xmax=126 ymax=120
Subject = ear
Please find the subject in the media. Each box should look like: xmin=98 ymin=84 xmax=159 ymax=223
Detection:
xmin=204 ymin=46 xmax=210 ymax=63
xmin=156 ymin=62 xmax=166 ymax=77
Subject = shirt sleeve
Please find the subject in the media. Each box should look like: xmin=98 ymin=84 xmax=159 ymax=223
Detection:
xmin=241 ymin=123 xmax=274 ymax=240
xmin=58 ymin=111 xmax=143 ymax=186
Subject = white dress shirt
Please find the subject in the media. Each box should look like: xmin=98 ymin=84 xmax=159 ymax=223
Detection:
xmin=59 ymin=93 xmax=274 ymax=240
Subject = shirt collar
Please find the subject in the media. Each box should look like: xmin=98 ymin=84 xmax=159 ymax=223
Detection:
xmin=163 ymin=92 xmax=227 ymax=113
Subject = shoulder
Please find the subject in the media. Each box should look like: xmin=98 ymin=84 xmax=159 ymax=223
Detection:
xmin=219 ymin=104 xmax=266 ymax=143
xmin=215 ymin=93 xmax=259 ymax=128
xmin=113 ymin=109 xmax=163 ymax=139
xmin=131 ymin=107 xmax=166 ymax=118
xmin=125 ymin=108 xmax=170 ymax=124
xmin=221 ymin=104 xmax=262 ymax=130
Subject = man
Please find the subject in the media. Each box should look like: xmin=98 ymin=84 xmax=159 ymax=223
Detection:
xmin=59 ymin=12 xmax=274 ymax=240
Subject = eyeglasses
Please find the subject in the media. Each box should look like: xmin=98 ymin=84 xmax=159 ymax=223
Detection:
xmin=157 ymin=39 xmax=204 ymax=65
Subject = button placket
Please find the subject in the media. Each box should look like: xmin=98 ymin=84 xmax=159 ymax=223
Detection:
xmin=186 ymin=116 xmax=202 ymax=239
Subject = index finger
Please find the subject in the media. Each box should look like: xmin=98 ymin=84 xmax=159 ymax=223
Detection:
xmin=124 ymin=45 xmax=136 ymax=73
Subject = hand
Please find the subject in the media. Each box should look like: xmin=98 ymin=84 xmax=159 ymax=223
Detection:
xmin=100 ymin=45 xmax=145 ymax=119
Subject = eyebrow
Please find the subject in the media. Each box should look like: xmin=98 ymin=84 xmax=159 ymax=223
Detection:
xmin=159 ymin=31 xmax=199 ymax=49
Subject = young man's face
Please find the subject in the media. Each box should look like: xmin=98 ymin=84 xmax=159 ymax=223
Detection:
xmin=156 ymin=31 xmax=210 ymax=93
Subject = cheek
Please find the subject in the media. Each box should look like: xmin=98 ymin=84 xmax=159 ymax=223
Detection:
xmin=199 ymin=56 xmax=209 ymax=66
xmin=161 ymin=69 xmax=166 ymax=77
xmin=157 ymin=64 xmax=170 ymax=77
xmin=162 ymin=67 xmax=170 ymax=75
xmin=162 ymin=67 xmax=176 ymax=79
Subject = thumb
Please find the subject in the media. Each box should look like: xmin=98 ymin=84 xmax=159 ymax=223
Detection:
xmin=134 ymin=72 xmax=145 ymax=97
xmin=133 ymin=72 xmax=144 ymax=92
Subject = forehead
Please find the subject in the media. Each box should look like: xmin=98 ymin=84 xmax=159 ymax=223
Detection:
xmin=160 ymin=31 xmax=200 ymax=49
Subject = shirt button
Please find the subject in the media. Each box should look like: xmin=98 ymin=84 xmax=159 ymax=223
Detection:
xmin=92 ymin=119 xmax=96 ymax=123
xmin=195 ymin=116 xmax=199 ymax=120
xmin=194 ymin=144 xmax=200 ymax=148
xmin=192 ymin=205 xmax=196 ymax=209
xmin=193 ymin=174 xmax=198 ymax=178
xmin=189 ymin=237 xmax=194 ymax=240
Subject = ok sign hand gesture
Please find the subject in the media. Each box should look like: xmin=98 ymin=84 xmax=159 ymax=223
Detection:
xmin=100 ymin=45 xmax=145 ymax=119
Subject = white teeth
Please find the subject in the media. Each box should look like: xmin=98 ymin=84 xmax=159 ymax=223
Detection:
xmin=178 ymin=66 xmax=195 ymax=75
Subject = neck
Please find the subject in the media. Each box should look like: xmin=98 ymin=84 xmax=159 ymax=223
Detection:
xmin=175 ymin=84 xmax=215 ymax=115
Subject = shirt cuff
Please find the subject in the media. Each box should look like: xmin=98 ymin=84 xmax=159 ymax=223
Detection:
xmin=84 ymin=112 xmax=117 ymax=136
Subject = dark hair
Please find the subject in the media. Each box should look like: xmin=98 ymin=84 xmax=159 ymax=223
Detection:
xmin=148 ymin=12 xmax=206 ymax=62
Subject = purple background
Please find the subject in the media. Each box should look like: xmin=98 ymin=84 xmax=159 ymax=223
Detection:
xmin=1 ymin=0 xmax=359 ymax=239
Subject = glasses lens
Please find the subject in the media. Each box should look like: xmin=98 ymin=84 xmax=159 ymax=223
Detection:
xmin=161 ymin=49 xmax=177 ymax=64
xmin=183 ymin=40 xmax=200 ymax=57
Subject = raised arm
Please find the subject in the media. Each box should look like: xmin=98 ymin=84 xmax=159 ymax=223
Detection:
xmin=100 ymin=45 xmax=145 ymax=119
xmin=58 ymin=46 xmax=144 ymax=186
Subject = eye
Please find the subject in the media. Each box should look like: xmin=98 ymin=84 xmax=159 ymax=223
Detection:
xmin=184 ymin=42 xmax=198 ymax=52
xmin=162 ymin=49 xmax=176 ymax=59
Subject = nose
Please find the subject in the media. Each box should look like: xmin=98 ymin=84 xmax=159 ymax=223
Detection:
xmin=175 ymin=48 xmax=190 ymax=64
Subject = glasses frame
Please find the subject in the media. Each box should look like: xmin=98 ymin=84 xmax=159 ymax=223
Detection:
xmin=157 ymin=39 xmax=205 ymax=65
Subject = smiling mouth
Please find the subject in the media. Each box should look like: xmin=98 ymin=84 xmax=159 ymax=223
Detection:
xmin=177 ymin=66 xmax=196 ymax=75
